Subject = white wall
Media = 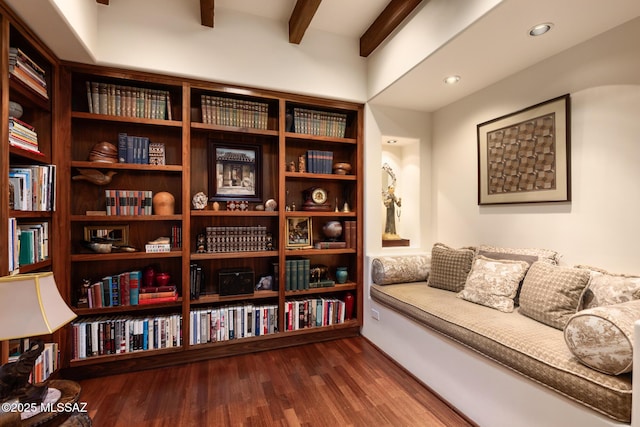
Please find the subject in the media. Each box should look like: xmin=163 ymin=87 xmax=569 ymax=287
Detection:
xmin=94 ymin=1 xmax=367 ymax=102
xmin=431 ymin=17 xmax=640 ymax=272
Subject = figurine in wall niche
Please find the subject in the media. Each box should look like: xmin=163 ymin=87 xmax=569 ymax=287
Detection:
xmin=382 ymin=163 xmax=406 ymax=241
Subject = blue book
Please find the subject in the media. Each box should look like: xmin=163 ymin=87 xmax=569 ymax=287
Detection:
xmin=129 ymin=270 xmax=141 ymax=305
xmin=118 ymin=133 xmax=127 ymax=163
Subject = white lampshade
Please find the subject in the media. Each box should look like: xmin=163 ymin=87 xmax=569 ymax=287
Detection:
xmin=0 ymin=272 xmax=77 ymax=340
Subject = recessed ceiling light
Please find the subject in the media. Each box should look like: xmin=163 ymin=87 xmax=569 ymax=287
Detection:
xmin=529 ymin=23 xmax=553 ymax=37
xmin=387 ymin=139 xmax=397 ymax=144
xmin=443 ymin=75 xmax=461 ymax=85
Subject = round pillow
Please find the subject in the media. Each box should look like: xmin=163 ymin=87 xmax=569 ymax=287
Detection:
xmin=371 ymin=255 xmax=430 ymax=285
xmin=564 ymin=299 xmax=640 ymax=375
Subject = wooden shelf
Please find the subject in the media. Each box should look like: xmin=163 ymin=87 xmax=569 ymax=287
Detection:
xmin=69 ymin=345 xmax=184 ymax=367
xmin=71 ymin=111 xmax=182 ymax=128
xmin=71 ymin=161 xmax=182 ymax=172
xmin=191 ymin=290 xmax=279 ymax=305
xmin=284 ymin=171 xmax=357 ymax=181
xmin=191 ymin=210 xmax=278 ymax=217
xmin=71 ymin=250 xmax=182 ymax=262
xmin=284 ymin=282 xmax=357 ymax=297
xmin=285 ymin=132 xmax=357 ymax=145
xmin=73 ymin=298 xmax=183 ymax=315
xmin=71 ymin=214 xmax=182 ymax=222
xmin=191 ymin=121 xmax=278 ymax=137
xmin=190 ymin=251 xmax=278 ymax=261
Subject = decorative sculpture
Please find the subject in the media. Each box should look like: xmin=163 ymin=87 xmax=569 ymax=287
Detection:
xmin=381 ymin=163 xmax=408 ymax=245
xmin=0 ymin=340 xmax=47 ymax=404
xmin=72 ymin=169 xmax=117 ymax=185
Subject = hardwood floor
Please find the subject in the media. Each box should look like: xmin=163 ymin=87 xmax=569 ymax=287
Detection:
xmin=76 ymin=337 xmax=473 ymax=426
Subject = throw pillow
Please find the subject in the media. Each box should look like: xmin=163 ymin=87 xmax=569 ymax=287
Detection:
xmin=371 ymin=255 xmax=430 ymax=285
xmin=427 ymin=243 xmax=475 ymax=292
xmin=457 ymin=255 xmax=529 ymax=312
xmin=564 ymin=299 xmax=640 ymax=375
xmin=518 ymin=261 xmax=591 ymax=330
xmin=476 ymin=249 xmax=539 ymax=306
xmin=477 ymin=244 xmax=560 ymax=265
xmin=576 ymin=265 xmax=640 ymax=309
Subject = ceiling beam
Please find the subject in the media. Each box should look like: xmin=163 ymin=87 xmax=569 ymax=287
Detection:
xmin=360 ymin=0 xmax=424 ymax=57
xmin=96 ymin=0 xmax=109 ymax=5
xmin=289 ymin=0 xmax=322 ymax=44
xmin=200 ymin=0 xmax=215 ymax=28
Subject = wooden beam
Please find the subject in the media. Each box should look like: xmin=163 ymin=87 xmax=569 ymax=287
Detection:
xmin=201 ymin=0 xmax=214 ymax=28
xmin=360 ymin=0 xmax=423 ymax=57
xmin=289 ymin=0 xmax=322 ymax=44
xmin=96 ymin=0 xmax=109 ymax=5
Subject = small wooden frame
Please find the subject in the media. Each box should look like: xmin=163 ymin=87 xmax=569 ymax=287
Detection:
xmin=84 ymin=225 xmax=129 ymax=246
xmin=286 ymin=217 xmax=312 ymax=248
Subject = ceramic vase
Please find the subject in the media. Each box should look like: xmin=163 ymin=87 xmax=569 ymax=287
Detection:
xmin=336 ymin=267 xmax=348 ymax=284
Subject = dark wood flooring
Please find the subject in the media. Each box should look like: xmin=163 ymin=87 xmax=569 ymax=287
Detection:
xmin=77 ymin=337 xmax=473 ymax=426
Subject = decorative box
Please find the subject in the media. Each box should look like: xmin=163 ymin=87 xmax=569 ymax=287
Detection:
xmin=218 ymin=268 xmax=254 ymax=296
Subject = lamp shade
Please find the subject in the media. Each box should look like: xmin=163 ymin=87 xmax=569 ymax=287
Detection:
xmin=0 ymin=272 xmax=77 ymax=340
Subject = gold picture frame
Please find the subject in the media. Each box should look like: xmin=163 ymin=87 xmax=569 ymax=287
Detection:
xmin=477 ymin=94 xmax=571 ymax=205
xmin=286 ymin=217 xmax=312 ymax=248
xmin=84 ymin=225 xmax=129 ymax=246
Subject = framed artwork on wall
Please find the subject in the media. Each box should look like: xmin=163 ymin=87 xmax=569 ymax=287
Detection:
xmin=208 ymin=142 xmax=262 ymax=202
xmin=477 ymin=94 xmax=571 ymax=205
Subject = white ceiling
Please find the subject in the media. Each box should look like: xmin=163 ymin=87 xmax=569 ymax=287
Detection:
xmin=217 ymin=0 xmax=640 ymax=112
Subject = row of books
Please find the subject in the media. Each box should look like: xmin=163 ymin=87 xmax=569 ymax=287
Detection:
xmin=8 ymin=218 xmax=19 ymax=272
xmin=71 ymin=313 xmax=182 ymax=359
xmin=284 ymin=297 xmax=347 ymax=331
xmin=305 ymin=150 xmax=334 ymax=174
xmin=117 ymin=133 xmax=164 ymax=164
xmin=86 ymin=81 xmax=172 ymax=120
xmin=170 ymin=225 xmax=182 ymax=249
xmin=190 ymin=263 xmax=204 ymax=300
xmin=200 ymin=95 xmax=269 ymax=129
xmin=204 ymin=226 xmax=272 ymax=253
xmin=9 ymin=47 xmax=48 ymax=99
xmin=9 ymin=165 xmax=56 ymax=211
xmin=293 ymin=107 xmax=347 ymax=138
xmin=8 ymin=339 xmax=58 ymax=383
xmin=105 ymin=190 xmax=153 ymax=216
xmin=189 ymin=303 xmax=278 ymax=345
xmin=82 ymin=271 xmax=180 ymax=309
xmin=17 ymin=221 xmax=49 ymax=267
xmin=8 ymin=117 xmax=40 ymax=154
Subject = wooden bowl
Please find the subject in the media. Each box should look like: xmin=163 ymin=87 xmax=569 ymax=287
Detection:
xmin=89 ymin=141 xmax=118 ymax=163
xmin=333 ymin=162 xmax=352 ymax=175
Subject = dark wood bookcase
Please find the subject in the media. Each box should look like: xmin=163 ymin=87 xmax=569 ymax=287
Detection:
xmin=0 ymin=3 xmax=60 ymax=364
xmin=55 ymin=63 xmax=364 ymax=378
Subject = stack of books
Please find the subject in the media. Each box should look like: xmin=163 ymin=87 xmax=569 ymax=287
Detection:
xmin=8 ymin=117 xmax=40 ymax=154
xmin=104 ymin=190 xmax=153 ymax=216
xmin=71 ymin=313 xmax=182 ymax=359
xmin=205 ymin=225 xmax=270 ymax=252
xmin=200 ymin=95 xmax=268 ymax=129
xmin=284 ymin=297 xmax=346 ymax=330
xmin=9 ymin=165 xmax=56 ymax=211
xmin=293 ymin=107 xmax=346 ymax=137
xmin=86 ymin=81 xmax=172 ymax=119
xmin=9 ymin=47 xmax=48 ymax=98
xmin=305 ymin=150 xmax=334 ymax=174
xmin=139 ymin=285 xmax=179 ymax=305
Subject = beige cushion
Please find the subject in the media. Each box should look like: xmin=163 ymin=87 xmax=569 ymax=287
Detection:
xmin=564 ymin=299 xmax=640 ymax=375
xmin=458 ymin=255 xmax=529 ymax=312
xmin=576 ymin=265 xmax=640 ymax=309
xmin=427 ymin=243 xmax=475 ymax=292
xmin=519 ymin=262 xmax=591 ymax=330
xmin=371 ymin=255 xmax=430 ymax=285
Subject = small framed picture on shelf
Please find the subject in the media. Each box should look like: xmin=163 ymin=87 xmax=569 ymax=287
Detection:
xmin=208 ymin=141 xmax=262 ymax=202
xmin=84 ymin=225 xmax=129 ymax=246
xmin=286 ymin=217 xmax=312 ymax=248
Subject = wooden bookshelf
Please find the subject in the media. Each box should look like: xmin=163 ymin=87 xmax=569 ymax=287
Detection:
xmin=50 ymin=60 xmax=363 ymax=377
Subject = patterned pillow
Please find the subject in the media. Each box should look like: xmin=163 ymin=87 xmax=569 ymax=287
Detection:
xmin=476 ymin=250 xmax=540 ymax=306
xmin=576 ymin=265 xmax=640 ymax=309
xmin=427 ymin=243 xmax=475 ymax=292
xmin=564 ymin=299 xmax=640 ymax=375
xmin=458 ymin=255 xmax=529 ymax=312
xmin=477 ymin=245 xmax=560 ymax=265
xmin=519 ymin=262 xmax=591 ymax=330
xmin=371 ymin=255 xmax=431 ymax=285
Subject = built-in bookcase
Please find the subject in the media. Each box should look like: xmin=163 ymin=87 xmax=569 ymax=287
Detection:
xmin=0 ymin=3 xmax=59 ymax=365
xmin=55 ymin=64 xmax=363 ymax=378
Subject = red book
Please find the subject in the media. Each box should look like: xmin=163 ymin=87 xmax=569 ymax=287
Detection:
xmin=137 ymin=295 xmax=178 ymax=305
xmin=139 ymin=285 xmax=177 ymax=293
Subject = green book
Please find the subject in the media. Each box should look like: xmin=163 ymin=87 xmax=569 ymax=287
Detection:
xmin=18 ymin=229 xmax=35 ymax=265
xmin=285 ymin=260 xmax=293 ymax=291
xmin=302 ymin=258 xmax=310 ymax=290
xmin=296 ymin=259 xmax=305 ymax=290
